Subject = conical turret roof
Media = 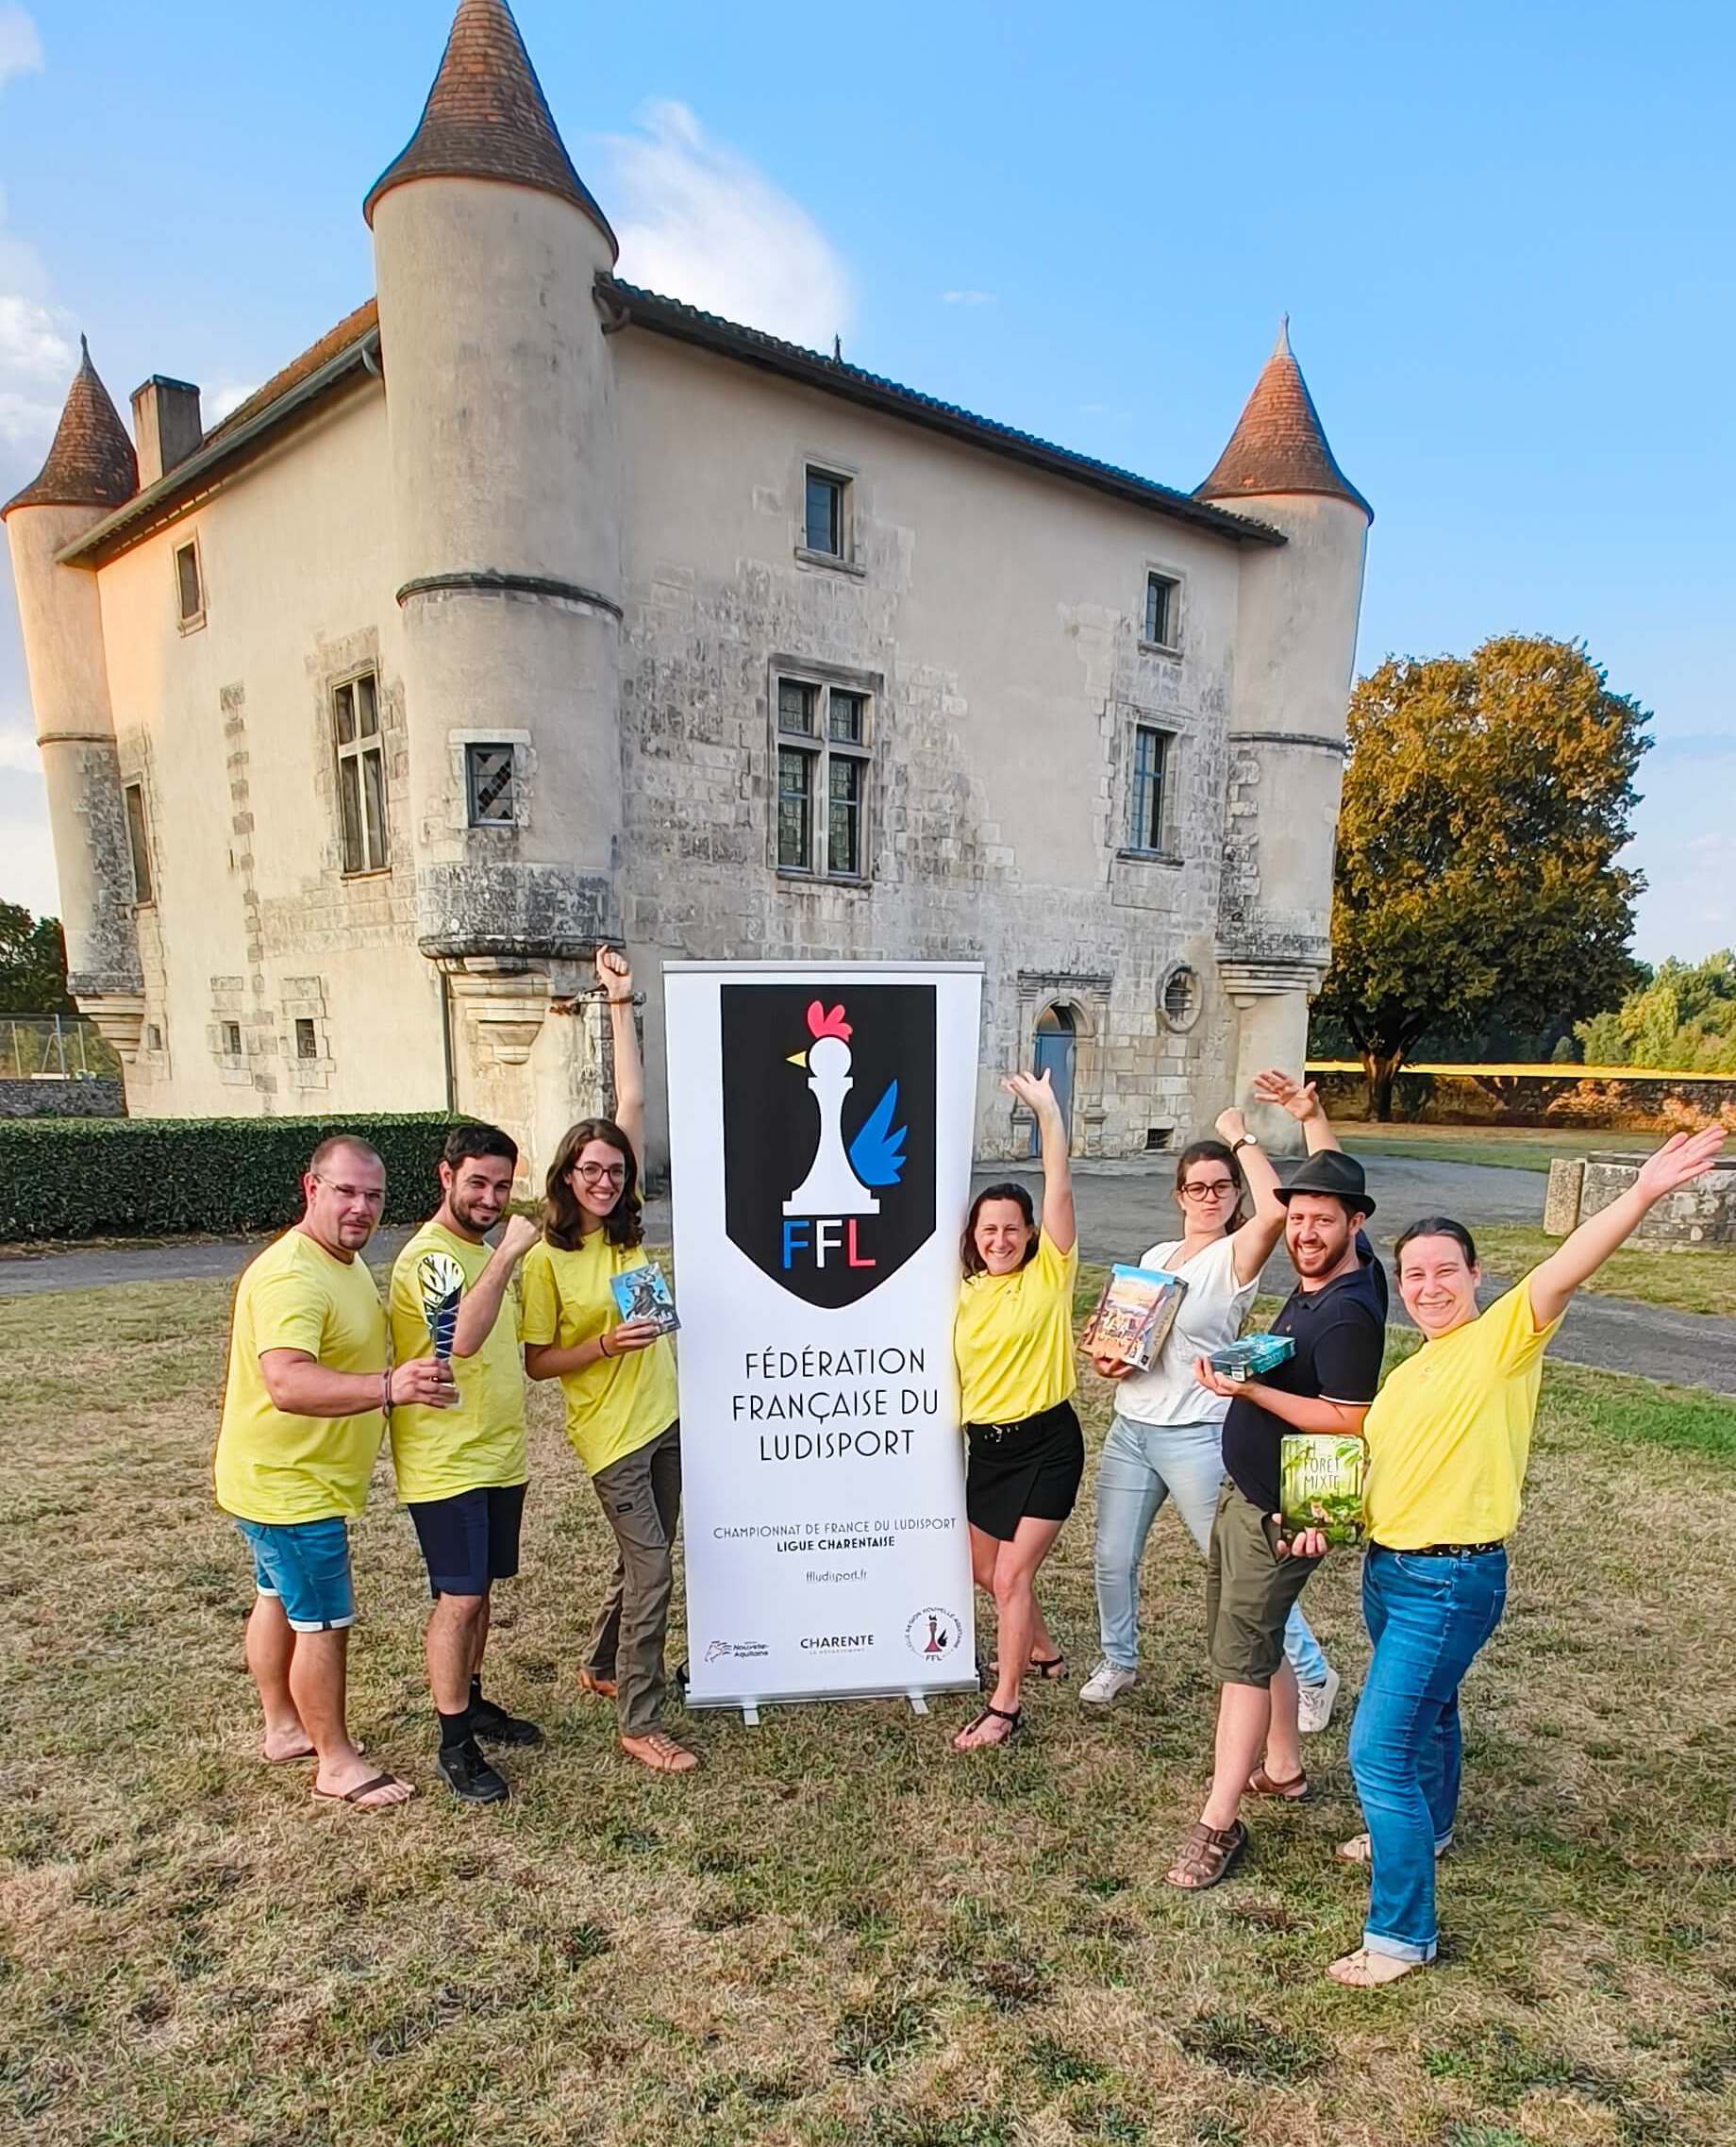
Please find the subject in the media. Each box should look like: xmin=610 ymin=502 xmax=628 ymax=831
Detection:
xmin=3 ymin=337 xmax=139 ymax=518
xmin=1196 ymin=318 xmax=1370 ymax=519
xmin=363 ymin=0 xmax=616 ymax=253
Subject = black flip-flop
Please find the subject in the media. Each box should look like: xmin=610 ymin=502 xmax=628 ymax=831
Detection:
xmin=953 ymin=1703 xmax=1024 ymax=1751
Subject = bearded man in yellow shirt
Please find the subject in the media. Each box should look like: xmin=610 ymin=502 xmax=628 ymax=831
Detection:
xmin=390 ymin=1123 xmax=543 ymax=1804
xmin=214 ymin=1136 xmax=455 ymax=1810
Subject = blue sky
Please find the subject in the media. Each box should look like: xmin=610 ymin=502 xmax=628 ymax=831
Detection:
xmin=2 ymin=0 xmax=1729 ymax=961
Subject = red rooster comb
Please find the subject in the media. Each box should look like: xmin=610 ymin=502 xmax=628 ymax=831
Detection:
xmin=806 ymin=1000 xmax=852 ymax=1042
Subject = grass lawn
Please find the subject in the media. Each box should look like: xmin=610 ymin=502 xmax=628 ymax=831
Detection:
xmin=1466 ymin=1225 xmax=1736 ymax=1319
xmin=6 ymin=1269 xmax=1736 ymax=2147
xmin=1336 ymin=1124 xmax=1674 ymax=1175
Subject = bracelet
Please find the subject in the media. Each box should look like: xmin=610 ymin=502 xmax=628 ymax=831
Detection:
xmin=381 ymin=1368 xmax=393 ymax=1416
xmin=597 ymin=1332 xmax=613 ymax=1361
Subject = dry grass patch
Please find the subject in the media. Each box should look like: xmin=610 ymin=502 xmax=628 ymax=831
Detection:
xmin=2 ymin=1271 xmax=1734 ymax=2146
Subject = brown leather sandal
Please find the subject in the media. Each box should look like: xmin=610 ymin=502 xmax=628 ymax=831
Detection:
xmin=578 ymin=1669 xmax=618 ymax=1699
xmin=1164 ymin=1820 xmax=1248 ymax=1890
xmin=1246 ymin=1764 xmax=1312 ymax=1803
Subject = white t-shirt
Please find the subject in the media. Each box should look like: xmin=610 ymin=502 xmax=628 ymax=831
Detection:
xmin=1108 ymin=1233 xmax=1258 ymax=1428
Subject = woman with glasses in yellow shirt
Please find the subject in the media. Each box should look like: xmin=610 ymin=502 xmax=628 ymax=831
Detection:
xmin=1328 ymin=1123 xmax=1725 ymax=1988
xmin=522 ymin=950 xmax=697 ymax=1775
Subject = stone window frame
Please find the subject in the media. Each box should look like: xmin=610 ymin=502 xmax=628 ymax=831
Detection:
xmin=1139 ymin=561 xmax=1184 ymax=656
xmin=769 ymin=656 xmax=882 ymax=886
xmin=447 ymin=727 xmax=535 ymax=833
xmin=1117 ymin=707 xmax=1185 ymax=866
xmin=123 ymin=780 xmax=155 ymax=907
xmin=330 ymin=666 xmax=392 ymax=878
xmin=1159 ymin=962 xmax=1203 ymax=1034
xmin=173 ymin=529 xmax=206 ymax=635
xmin=793 ymin=452 xmax=866 ymax=578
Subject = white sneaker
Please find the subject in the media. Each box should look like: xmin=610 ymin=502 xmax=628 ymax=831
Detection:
xmin=1295 ymin=1664 xmax=1342 ymax=1735
xmin=1079 ymin=1660 xmax=1138 ymax=1705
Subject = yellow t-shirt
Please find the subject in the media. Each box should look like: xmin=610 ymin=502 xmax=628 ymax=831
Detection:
xmin=213 ymin=1228 xmax=388 ymax=1525
xmin=387 ymin=1220 xmax=528 ymax=1503
xmin=520 ymin=1235 xmax=678 ymax=1476
xmin=953 ymin=1232 xmax=1080 ymax=1425
xmin=1363 ymin=1270 xmax=1563 ymax=1550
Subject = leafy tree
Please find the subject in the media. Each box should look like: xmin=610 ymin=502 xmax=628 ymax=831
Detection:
xmin=1314 ymin=636 xmax=1647 ymax=1118
xmin=1576 ymin=950 xmax=1736 ymax=1071
xmin=0 ymin=903 xmax=75 ymax=1016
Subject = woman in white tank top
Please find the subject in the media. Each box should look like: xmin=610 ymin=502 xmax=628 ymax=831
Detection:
xmin=1079 ymin=1080 xmax=1339 ymax=1737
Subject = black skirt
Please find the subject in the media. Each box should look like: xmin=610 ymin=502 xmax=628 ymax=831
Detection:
xmin=964 ymin=1400 xmax=1085 ymax=1541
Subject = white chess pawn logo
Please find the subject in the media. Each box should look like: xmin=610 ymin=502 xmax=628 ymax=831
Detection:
xmin=784 ymin=1010 xmax=880 ymax=1217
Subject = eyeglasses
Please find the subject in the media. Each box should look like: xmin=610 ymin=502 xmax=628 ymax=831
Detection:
xmin=1180 ymin=1179 xmax=1237 ymax=1202
xmin=573 ymin=1162 xmax=628 ymax=1186
xmin=313 ymin=1177 xmax=386 ymax=1209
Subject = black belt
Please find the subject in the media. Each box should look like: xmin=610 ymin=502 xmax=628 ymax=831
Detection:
xmin=1372 ymin=1539 xmax=1505 ymax=1558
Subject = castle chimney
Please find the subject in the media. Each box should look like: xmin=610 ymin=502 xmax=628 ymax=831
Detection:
xmin=129 ymin=377 xmax=204 ymax=487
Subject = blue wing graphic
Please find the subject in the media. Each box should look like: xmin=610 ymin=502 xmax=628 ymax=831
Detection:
xmin=849 ymin=1081 xmax=908 ymax=1187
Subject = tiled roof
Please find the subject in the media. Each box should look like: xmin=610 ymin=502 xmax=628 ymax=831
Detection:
xmin=1195 ymin=318 xmax=1370 ymax=519
xmin=362 ymin=0 xmax=615 ymax=254
xmin=204 ymin=298 xmax=379 ymax=446
xmin=3 ymin=337 xmax=138 ymax=518
xmin=603 ymin=279 xmax=1282 ymax=546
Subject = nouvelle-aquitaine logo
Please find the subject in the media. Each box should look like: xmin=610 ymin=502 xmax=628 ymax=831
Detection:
xmin=721 ymin=983 xmax=937 ymax=1308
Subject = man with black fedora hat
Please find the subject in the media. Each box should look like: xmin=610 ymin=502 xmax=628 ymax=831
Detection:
xmin=1165 ymin=1071 xmax=1387 ymax=1891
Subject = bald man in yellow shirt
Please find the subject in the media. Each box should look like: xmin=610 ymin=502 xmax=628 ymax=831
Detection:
xmin=215 ymin=1136 xmax=454 ymax=1811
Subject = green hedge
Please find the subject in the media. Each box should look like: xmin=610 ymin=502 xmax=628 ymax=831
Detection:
xmin=0 ymin=1113 xmax=463 ymax=1243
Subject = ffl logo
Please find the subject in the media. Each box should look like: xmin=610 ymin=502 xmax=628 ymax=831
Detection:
xmin=722 ymin=983 xmax=937 ymax=1308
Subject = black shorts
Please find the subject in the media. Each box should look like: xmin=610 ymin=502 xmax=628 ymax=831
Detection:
xmin=407 ymin=1483 xmax=527 ymax=1598
xmin=964 ymin=1400 xmax=1085 ymax=1542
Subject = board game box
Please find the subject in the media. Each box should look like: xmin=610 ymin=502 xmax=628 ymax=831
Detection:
xmin=1080 ymin=1263 xmax=1188 ymax=1372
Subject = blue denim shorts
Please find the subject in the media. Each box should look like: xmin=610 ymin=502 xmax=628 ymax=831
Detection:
xmin=235 ymin=1516 xmax=356 ymax=1633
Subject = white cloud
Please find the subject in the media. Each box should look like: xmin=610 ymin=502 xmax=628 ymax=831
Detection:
xmin=208 ymin=381 xmax=260 ymax=423
xmin=0 ymin=7 xmax=42 ymax=95
xmin=942 ymin=290 xmax=995 ymax=306
xmin=605 ymin=99 xmax=852 ymax=352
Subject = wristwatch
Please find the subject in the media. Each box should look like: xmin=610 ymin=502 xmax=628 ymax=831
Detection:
xmin=1230 ymin=1133 xmax=1259 ymax=1154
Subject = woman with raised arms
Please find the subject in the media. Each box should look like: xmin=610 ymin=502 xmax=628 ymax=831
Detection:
xmin=1081 ymin=1075 xmax=1340 ymax=1744
xmin=522 ymin=949 xmax=698 ymax=1775
xmin=949 ymin=1067 xmax=1081 ymax=1750
xmin=1327 ymin=1123 xmax=1725 ymax=1988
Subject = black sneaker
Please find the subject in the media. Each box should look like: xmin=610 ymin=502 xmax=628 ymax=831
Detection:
xmin=469 ymin=1695 xmax=544 ymax=1748
xmin=437 ymin=1737 xmax=509 ymax=1803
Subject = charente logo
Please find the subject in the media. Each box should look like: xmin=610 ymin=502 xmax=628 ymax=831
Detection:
xmin=722 ymin=983 xmax=936 ymax=1308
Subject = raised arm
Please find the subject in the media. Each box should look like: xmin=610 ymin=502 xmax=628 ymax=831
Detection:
xmin=1003 ymin=1068 xmax=1076 ymax=1254
xmin=597 ymin=946 xmax=645 ymax=1173
xmin=451 ymin=1212 xmax=542 ymax=1359
xmin=1527 ymin=1126 xmax=1725 ymax=1329
xmin=1216 ymin=1104 xmax=1288 ymax=1284
xmin=1252 ymin=1068 xmax=1344 ymax=1156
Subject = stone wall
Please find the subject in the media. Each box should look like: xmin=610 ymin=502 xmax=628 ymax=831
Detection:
xmin=0 ymin=1078 xmax=125 ymax=1119
xmin=1548 ymin=1153 xmax=1736 ymax=1249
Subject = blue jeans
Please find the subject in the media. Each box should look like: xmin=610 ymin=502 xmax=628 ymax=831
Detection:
xmin=1092 ymin=1414 xmax=1328 ymax=1685
xmin=1349 ymin=1544 xmax=1509 ymax=1961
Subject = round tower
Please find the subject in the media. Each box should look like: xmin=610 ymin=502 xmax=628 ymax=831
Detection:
xmin=1196 ymin=320 xmax=1372 ymax=1143
xmin=2 ymin=341 xmax=146 ymax=1058
xmin=364 ymin=0 xmax=624 ymax=1143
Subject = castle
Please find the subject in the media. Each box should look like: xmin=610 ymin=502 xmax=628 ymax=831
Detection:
xmin=3 ymin=0 xmax=1370 ymax=1174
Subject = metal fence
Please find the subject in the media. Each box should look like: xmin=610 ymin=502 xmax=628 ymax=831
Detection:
xmin=0 ymin=1015 xmax=122 ymax=1081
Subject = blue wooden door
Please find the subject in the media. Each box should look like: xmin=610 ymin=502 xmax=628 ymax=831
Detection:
xmin=1031 ymin=1015 xmax=1076 ymax=1156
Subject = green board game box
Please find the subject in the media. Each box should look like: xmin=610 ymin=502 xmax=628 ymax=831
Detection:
xmin=1278 ymin=1434 xmax=1366 ymax=1547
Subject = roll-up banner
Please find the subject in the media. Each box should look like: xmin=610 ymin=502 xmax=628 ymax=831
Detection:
xmin=663 ymin=962 xmax=983 ymax=1710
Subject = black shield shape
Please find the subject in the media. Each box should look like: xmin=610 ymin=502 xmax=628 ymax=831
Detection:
xmin=722 ymin=982 xmax=937 ymax=1308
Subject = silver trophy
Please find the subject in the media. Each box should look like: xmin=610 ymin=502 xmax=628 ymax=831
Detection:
xmin=417 ymin=1250 xmax=465 ymax=1362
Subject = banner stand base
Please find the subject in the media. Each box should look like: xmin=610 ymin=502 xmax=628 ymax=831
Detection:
xmin=742 ymin=1703 xmax=760 ymax=1728
xmin=907 ymin=1693 xmax=930 ymax=1717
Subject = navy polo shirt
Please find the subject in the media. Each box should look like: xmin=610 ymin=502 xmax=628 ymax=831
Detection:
xmin=1220 ymin=1234 xmax=1387 ymax=1515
